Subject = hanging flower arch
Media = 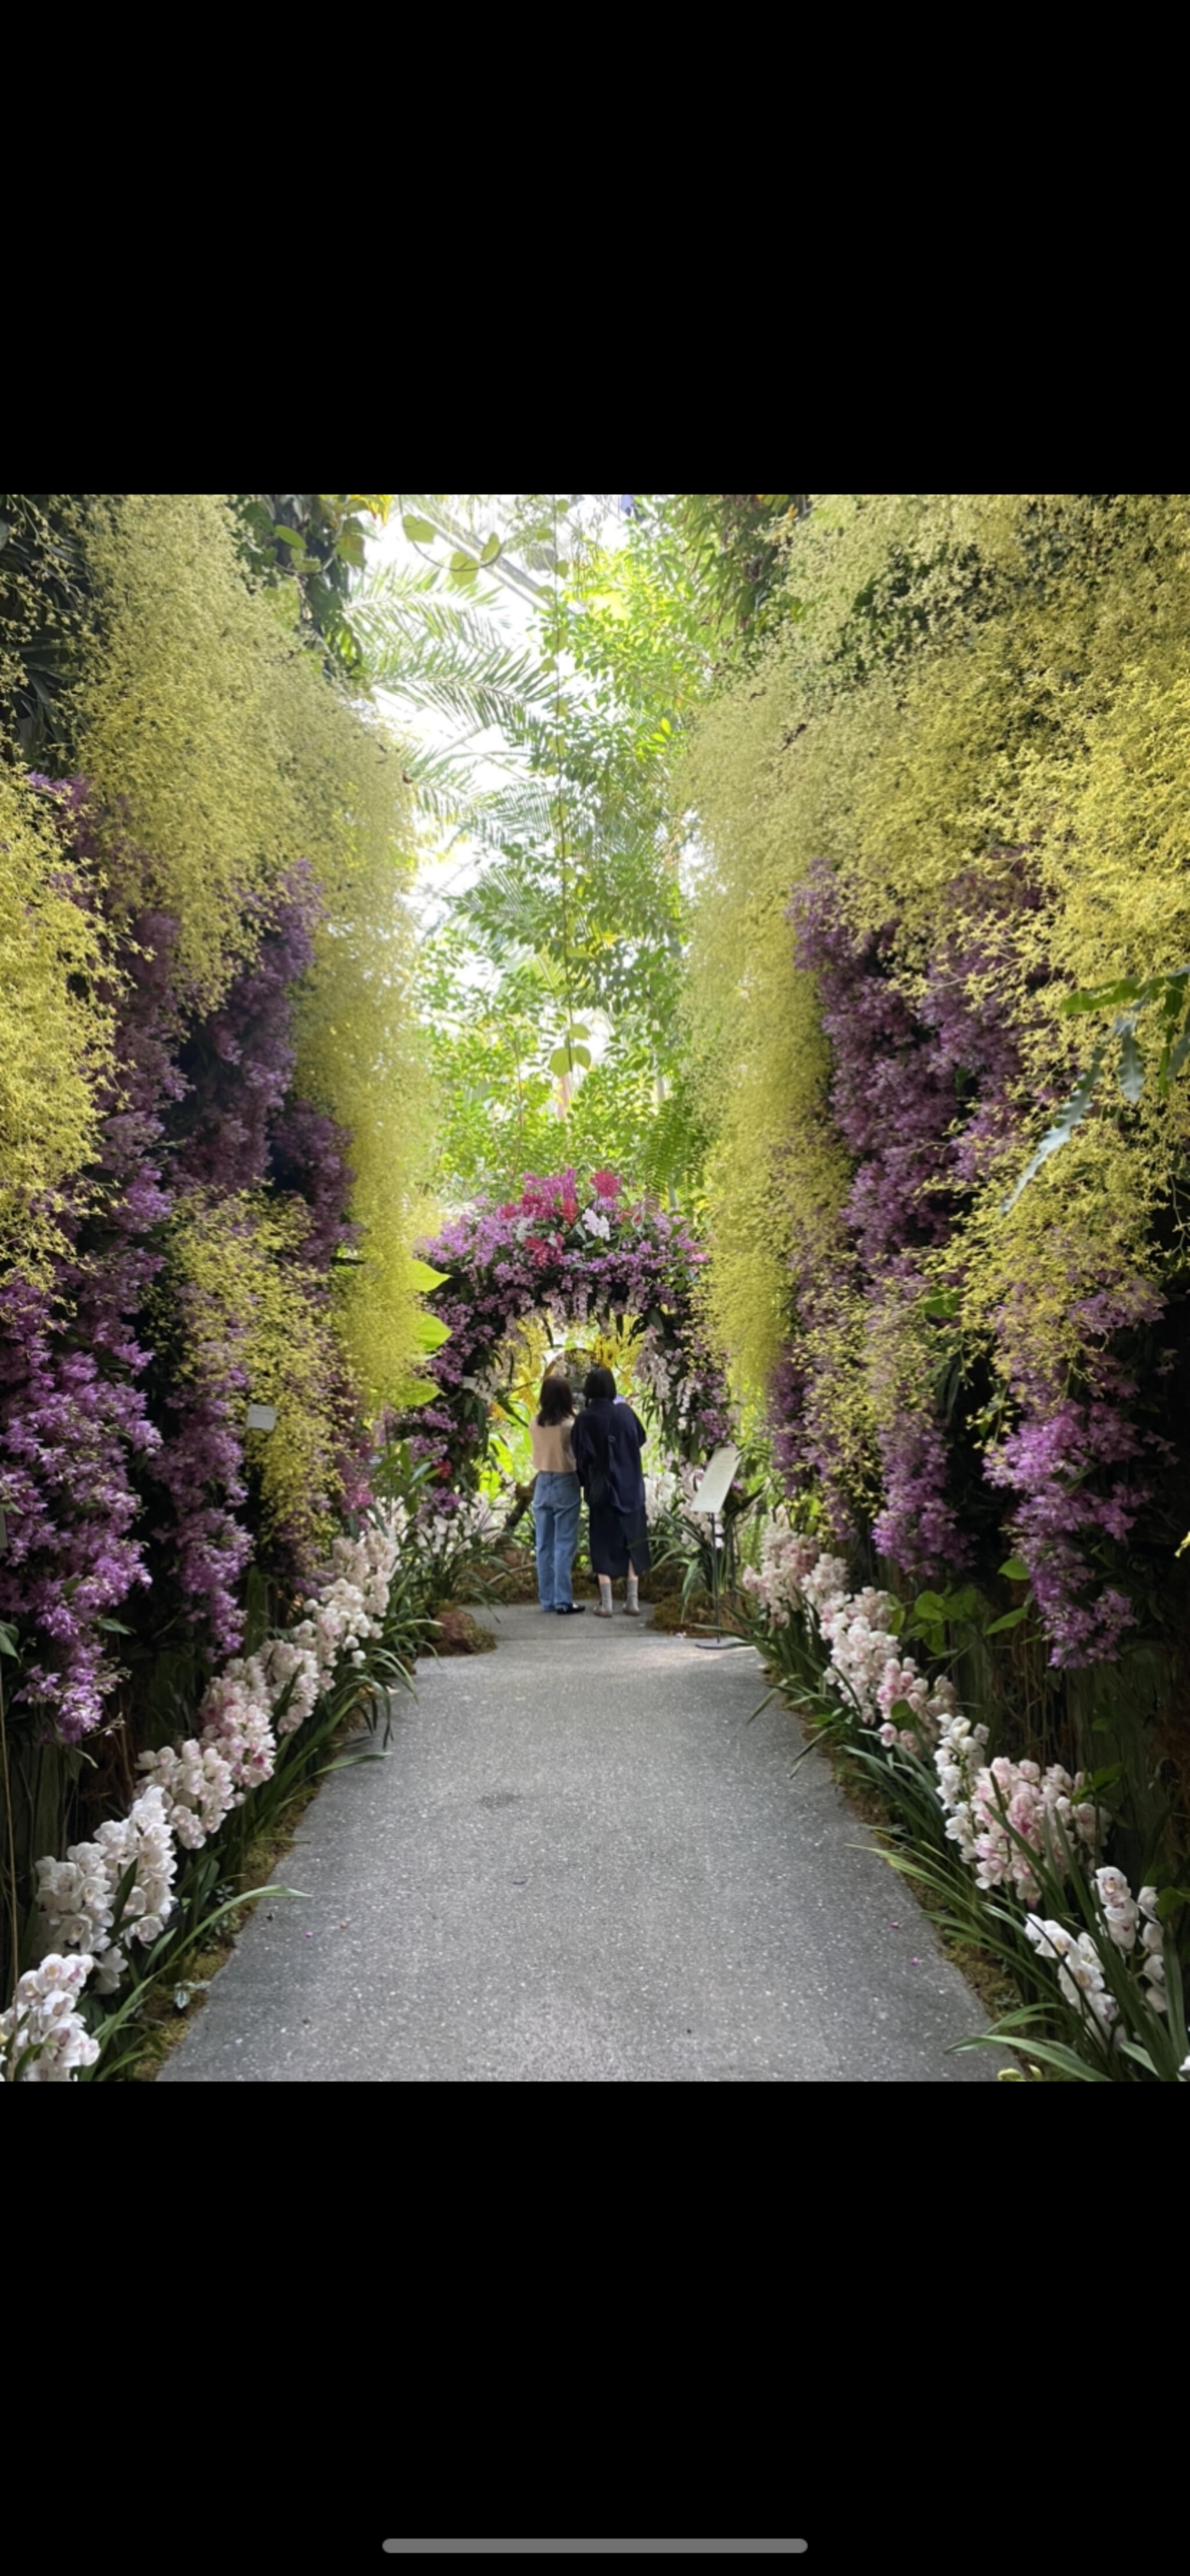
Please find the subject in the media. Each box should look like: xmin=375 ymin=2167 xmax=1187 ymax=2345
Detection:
xmin=402 ymin=1169 xmax=733 ymax=1494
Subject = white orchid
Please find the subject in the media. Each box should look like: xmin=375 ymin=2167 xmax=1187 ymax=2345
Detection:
xmin=35 ymin=1783 xmax=180 ymax=1995
xmin=19 ymin=1490 xmax=418 ymax=2069
xmin=0 ymin=1954 xmax=100 ymax=2081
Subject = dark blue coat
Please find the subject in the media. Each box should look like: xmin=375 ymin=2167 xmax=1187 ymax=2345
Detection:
xmin=571 ymin=1398 xmax=646 ymax=1514
xmin=571 ymin=1398 xmax=650 ymax=1578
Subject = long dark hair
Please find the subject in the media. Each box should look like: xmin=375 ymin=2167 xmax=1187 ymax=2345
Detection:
xmin=537 ymin=1373 xmax=575 ymax=1427
xmin=584 ymin=1366 xmax=616 ymax=1402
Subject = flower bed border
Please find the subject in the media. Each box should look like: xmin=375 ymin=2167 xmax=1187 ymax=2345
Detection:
xmin=741 ymin=1510 xmax=1190 ymax=2083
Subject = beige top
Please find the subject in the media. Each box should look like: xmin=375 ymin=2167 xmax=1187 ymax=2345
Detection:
xmin=531 ymin=1415 xmax=576 ymax=1474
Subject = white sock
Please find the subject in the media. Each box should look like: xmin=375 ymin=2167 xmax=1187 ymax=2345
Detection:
xmin=626 ymin=1572 xmax=639 ymax=1609
xmin=598 ymin=1575 xmax=612 ymax=1611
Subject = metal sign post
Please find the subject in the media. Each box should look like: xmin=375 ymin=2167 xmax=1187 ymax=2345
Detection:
xmin=689 ymin=1446 xmax=741 ymax=1652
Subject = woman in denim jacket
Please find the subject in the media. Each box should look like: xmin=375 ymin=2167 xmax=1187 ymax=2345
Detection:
xmin=530 ymin=1373 xmax=586 ymax=1615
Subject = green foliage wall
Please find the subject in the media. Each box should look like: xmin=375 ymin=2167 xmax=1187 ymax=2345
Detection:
xmin=684 ymin=493 xmax=1190 ymax=1425
xmin=0 ymin=767 xmax=116 ymax=1272
xmin=680 ymin=495 xmax=1190 ymax=1776
xmin=1 ymin=494 xmax=435 ymax=1751
xmin=71 ymin=493 xmax=433 ymax=1418
xmin=291 ymin=816 xmax=434 ymax=1419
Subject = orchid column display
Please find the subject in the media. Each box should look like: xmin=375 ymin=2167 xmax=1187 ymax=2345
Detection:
xmin=772 ymin=857 xmax=1177 ymax=1670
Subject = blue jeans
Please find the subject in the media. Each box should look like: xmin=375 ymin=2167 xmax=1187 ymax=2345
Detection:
xmin=533 ymin=1471 xmax=580 ymax=1609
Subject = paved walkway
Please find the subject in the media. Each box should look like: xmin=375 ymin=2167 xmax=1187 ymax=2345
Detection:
xmin=157 ymin=1605 xmax=999 ymax=2082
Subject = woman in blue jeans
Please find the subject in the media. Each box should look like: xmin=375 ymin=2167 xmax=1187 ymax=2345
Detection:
xmin=530 ymin=1373 xmax=586 ymax=1615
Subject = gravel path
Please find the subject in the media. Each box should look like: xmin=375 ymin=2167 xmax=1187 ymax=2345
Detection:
xmin=157 ymin=1604 xmax=1000 ymax=2082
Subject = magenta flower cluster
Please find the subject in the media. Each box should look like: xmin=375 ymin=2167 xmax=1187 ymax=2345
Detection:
xmin=0 ymin=1270 xmax=160 ymax=1741
xmin=981 ymin=1277 xmax=1171 ymax=1666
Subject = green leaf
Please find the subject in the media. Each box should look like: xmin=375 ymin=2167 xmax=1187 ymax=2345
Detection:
xmin=1115 ymin=2041 xmax=1160 ymax=2075
xmin=985 ymin=1604 xmax=1031 ymax=1635
xmin=1163 ymin=1018 xmax=1190 ymax=1089
xmin=746 ymin=1687 xmax=780 ymax=1726
xmin=998 ymin=1557 xmax=1030 ymax=1581
xmin=408 ymin=1258 xmax=450 ymax=1293
xmin=316 ymin=1752 xmax=394 ymax=1774
xmin=402 ymin=515 xmax=438 ymax=543
xmin=1118 ymin=1026 xmax=1145 ymax=1103
xmin=949 ymin=2033 xmax=1109 ymax=2080
xmin=480 ymin=534 xmax=502 ymax=564
xmin=1163 ymin=1926 xmax=1188 ymax=2057
xmin=0 ymin=1624 xmax=19 ymax=1656
xmin=106 ymin=1857 xmax=141 ymax=1943
xmin=1003 ymin=1047 xmax=1106 ymax=1211
xmin=150 ymin=1884 xmax=309 ymax=1981
xmin=1062 ymin=1762 xmax=1122 ymax=1804
xmin=1059 ymin=978 xmax=1143 ymax=1015
xmin=1156 ymin=1885 xmax=1190 ymax=1920
xmin=271 ymin=523 xmax=304 ymax=549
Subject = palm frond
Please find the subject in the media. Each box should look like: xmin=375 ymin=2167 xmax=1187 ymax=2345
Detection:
xmin=365 ymin=645 xmax=553 ymax=742
xmin=352 ymin=566 xmax=556 ymax=732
